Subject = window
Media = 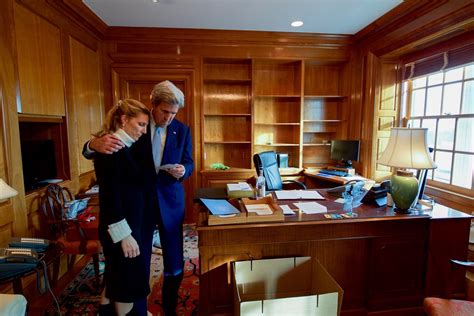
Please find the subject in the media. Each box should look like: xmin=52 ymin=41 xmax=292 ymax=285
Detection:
xmin=402 ymin=63 xmax=474 ymax=196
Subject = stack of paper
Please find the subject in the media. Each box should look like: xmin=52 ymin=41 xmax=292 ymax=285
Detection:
xmin=294 ymin=202 xmax=328 ymax=214
xmin=226 ymin=182 xmax=254 ymax=198
xmin=85 ymin=185 xmax=99 ymax=194
xmin=275 ymin=190 xmax=324 ymax=200
xmin=245 ymin=204 xmax=273 ymax=215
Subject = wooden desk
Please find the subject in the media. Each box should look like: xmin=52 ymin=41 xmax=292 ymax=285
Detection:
xmin=196 ymin=190 xmax=472 ymax=316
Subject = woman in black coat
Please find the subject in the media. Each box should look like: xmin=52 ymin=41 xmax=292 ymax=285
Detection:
xmin=93 ymin=99 xmax=154 ymax=316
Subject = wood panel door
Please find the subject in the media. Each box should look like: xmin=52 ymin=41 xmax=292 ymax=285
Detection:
xmin=112 ymin=68 xmax=196 ymax=223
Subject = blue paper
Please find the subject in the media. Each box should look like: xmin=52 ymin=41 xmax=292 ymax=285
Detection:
xmin=200 ymin=198 xmax=240 ymax=215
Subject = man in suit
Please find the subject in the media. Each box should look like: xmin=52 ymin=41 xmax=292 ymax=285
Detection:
xmin=84 ymin=81 xmax=194 ymax=316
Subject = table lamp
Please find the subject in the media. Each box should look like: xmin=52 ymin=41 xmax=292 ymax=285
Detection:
xmin=0 ymin=178 xmax=18 ymax=201
xmin=377 ymin=128 xmax=437 ymax=213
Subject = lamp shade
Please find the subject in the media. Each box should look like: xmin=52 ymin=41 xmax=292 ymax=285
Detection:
xmin=377 ymin=128 xmax=437 ymax=170
xmin=0 ymin=178 xmax=18 ymax=200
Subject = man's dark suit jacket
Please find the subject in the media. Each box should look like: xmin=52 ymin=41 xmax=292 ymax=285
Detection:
xmin=131 ymin=119 xmax=194 ymax=228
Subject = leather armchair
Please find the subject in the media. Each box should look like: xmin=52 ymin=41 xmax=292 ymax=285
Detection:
xmin=424 ymin=259 xmax=474 ymax=316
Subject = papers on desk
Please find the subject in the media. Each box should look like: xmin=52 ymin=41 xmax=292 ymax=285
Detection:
xmin=280 ymin=205 xmax=296 ymax=215
xmin=227 ymin=182 xmax=252 ymax=191
xmin=85 ymin=185 xmax=99 ymax=194
xmin=245 ymin=204 xmax=273 ymax=215
xmin=275 ymin=190 xmax=324 ymax=200
xmin=200 ymin=198 xmax=240 ymax=216
xmin=226 ymin=182 xmax=254 ymax=198
xmin=294 ymin=202 xmax=327 ymax=214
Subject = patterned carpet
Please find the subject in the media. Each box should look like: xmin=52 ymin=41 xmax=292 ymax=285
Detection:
xmin=46 ymin=224 xmax=199 ymax=315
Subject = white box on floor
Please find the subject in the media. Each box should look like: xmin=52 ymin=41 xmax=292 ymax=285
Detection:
xmin=233 ymin=257 xmax=343 ymax=316
xmin=0 ymin=294 xmax=27 ymax=315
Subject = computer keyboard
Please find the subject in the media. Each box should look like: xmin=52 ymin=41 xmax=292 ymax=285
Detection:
xmin=318 ymin=169 xmax=349 ymax=177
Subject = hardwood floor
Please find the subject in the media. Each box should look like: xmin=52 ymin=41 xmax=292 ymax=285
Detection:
xmin=25 ymin=255 xmax=91 ymax=316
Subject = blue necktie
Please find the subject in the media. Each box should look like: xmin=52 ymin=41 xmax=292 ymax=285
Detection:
xmin=152 ymin=126 xmax=162 ymax=172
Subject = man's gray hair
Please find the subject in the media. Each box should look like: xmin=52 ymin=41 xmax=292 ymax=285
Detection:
xmin=150 ymin=80 xmax=185 ymax=108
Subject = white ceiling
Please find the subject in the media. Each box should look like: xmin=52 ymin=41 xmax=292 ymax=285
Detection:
xmin=82 ymin=0 xmax=403 ymax=35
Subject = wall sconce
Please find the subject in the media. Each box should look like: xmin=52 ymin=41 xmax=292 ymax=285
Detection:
xmin=0 ymin=178 xmax=18 ymax=201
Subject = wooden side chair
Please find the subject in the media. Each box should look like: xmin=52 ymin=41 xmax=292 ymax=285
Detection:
xmin=424 ymin=259 xmax=474 ymax=316
xmin=45 ymin=183 xmax=74 ymax=206
xmin=40 ymin=184 xmax=101 ymax=284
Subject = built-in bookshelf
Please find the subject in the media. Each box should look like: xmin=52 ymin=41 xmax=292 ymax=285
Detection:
xmin=201 ymin=58 xmax=349 ymax=170
xmin=202 ymin=58 xmax=253 ymax=168
xmin=302 ymin=62 xmax=349 ymax=167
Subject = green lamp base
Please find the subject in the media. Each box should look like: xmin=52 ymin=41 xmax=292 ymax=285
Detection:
xmin=391 ymin=170 xmax=419 ymax=214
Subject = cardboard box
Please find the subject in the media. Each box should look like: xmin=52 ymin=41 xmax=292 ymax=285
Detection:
xmin=234 ymin=257 xmax=343 ymax=316
xmin=241 ymin=196 xmax=284 ymax=223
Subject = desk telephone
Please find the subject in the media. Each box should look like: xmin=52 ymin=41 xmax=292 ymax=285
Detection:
xmin=0 ymin=248 xmax=40 ymax=280
xmin=0 ymin=247 xmax=39 ymax=264
xmin=362 ymin=180 xmax=391 ymax=206
xmin=0 ymin=237 xmax=48 ymax=281
xmin=9 ymin=237 xmax=49 ymax=252
xmin=326 ymin=180 xmax=365 ymax=198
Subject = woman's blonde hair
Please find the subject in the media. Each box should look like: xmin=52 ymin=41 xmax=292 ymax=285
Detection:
xmin=94 ymin=99 xmax=150 ymax=137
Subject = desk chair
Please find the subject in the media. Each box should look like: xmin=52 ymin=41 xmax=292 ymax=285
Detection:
xmin=424 ymin=259 xmax=474 ymax=316
xmin=253 ymin=151 xmax=306 ymax=191
xmin=40 ymin=184 xmax=101 ymax=284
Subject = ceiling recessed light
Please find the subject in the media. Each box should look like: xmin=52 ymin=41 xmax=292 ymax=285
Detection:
xmin=152 ymin=0 xmax=159 ymax=3
xmin=291 ymin=21 xmax=304 ymax=28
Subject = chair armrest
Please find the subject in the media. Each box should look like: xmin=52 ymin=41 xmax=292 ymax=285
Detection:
xmin=282 ymin=180 xmax=307 ymax=190
xmin=451 ymin=259 xmax=474 ymax=268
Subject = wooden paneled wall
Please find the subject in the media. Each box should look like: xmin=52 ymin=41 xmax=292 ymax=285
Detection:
xmin=1 ymin=0 xmax=473 ymax=245
xmin=354 ymin=0 xmax=474 ymax=209
xmin=103 ymin=29 xmax=354 ymax=200
xmin=0 ymin=0 xmax=106 ymax=244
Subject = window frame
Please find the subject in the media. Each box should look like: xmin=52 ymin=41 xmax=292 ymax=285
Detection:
xmin=401 ymin=63 xmax=474 ymax=198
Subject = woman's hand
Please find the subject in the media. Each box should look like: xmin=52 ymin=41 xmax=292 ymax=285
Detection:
xmin=121 ymin=235 xmax=140 ymax=258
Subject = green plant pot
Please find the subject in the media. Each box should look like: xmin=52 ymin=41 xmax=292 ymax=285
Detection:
xmin=391 ymin=170 xmax=419 ymax=213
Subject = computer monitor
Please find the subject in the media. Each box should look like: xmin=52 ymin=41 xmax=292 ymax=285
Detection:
xmin=330 ymin=140 xmax=360 ymax=168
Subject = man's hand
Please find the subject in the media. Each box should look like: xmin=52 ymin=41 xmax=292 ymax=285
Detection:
xmin=90 ymin=134 xmax=124 ymax=154
xmin=166 ymin=164 xmax=185 ymax=179
xmin=121 ymin=235 xmax=140 ymax=258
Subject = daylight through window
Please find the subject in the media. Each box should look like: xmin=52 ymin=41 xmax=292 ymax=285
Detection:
xmin=402 ymin=62 xmax=474 ymax=195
